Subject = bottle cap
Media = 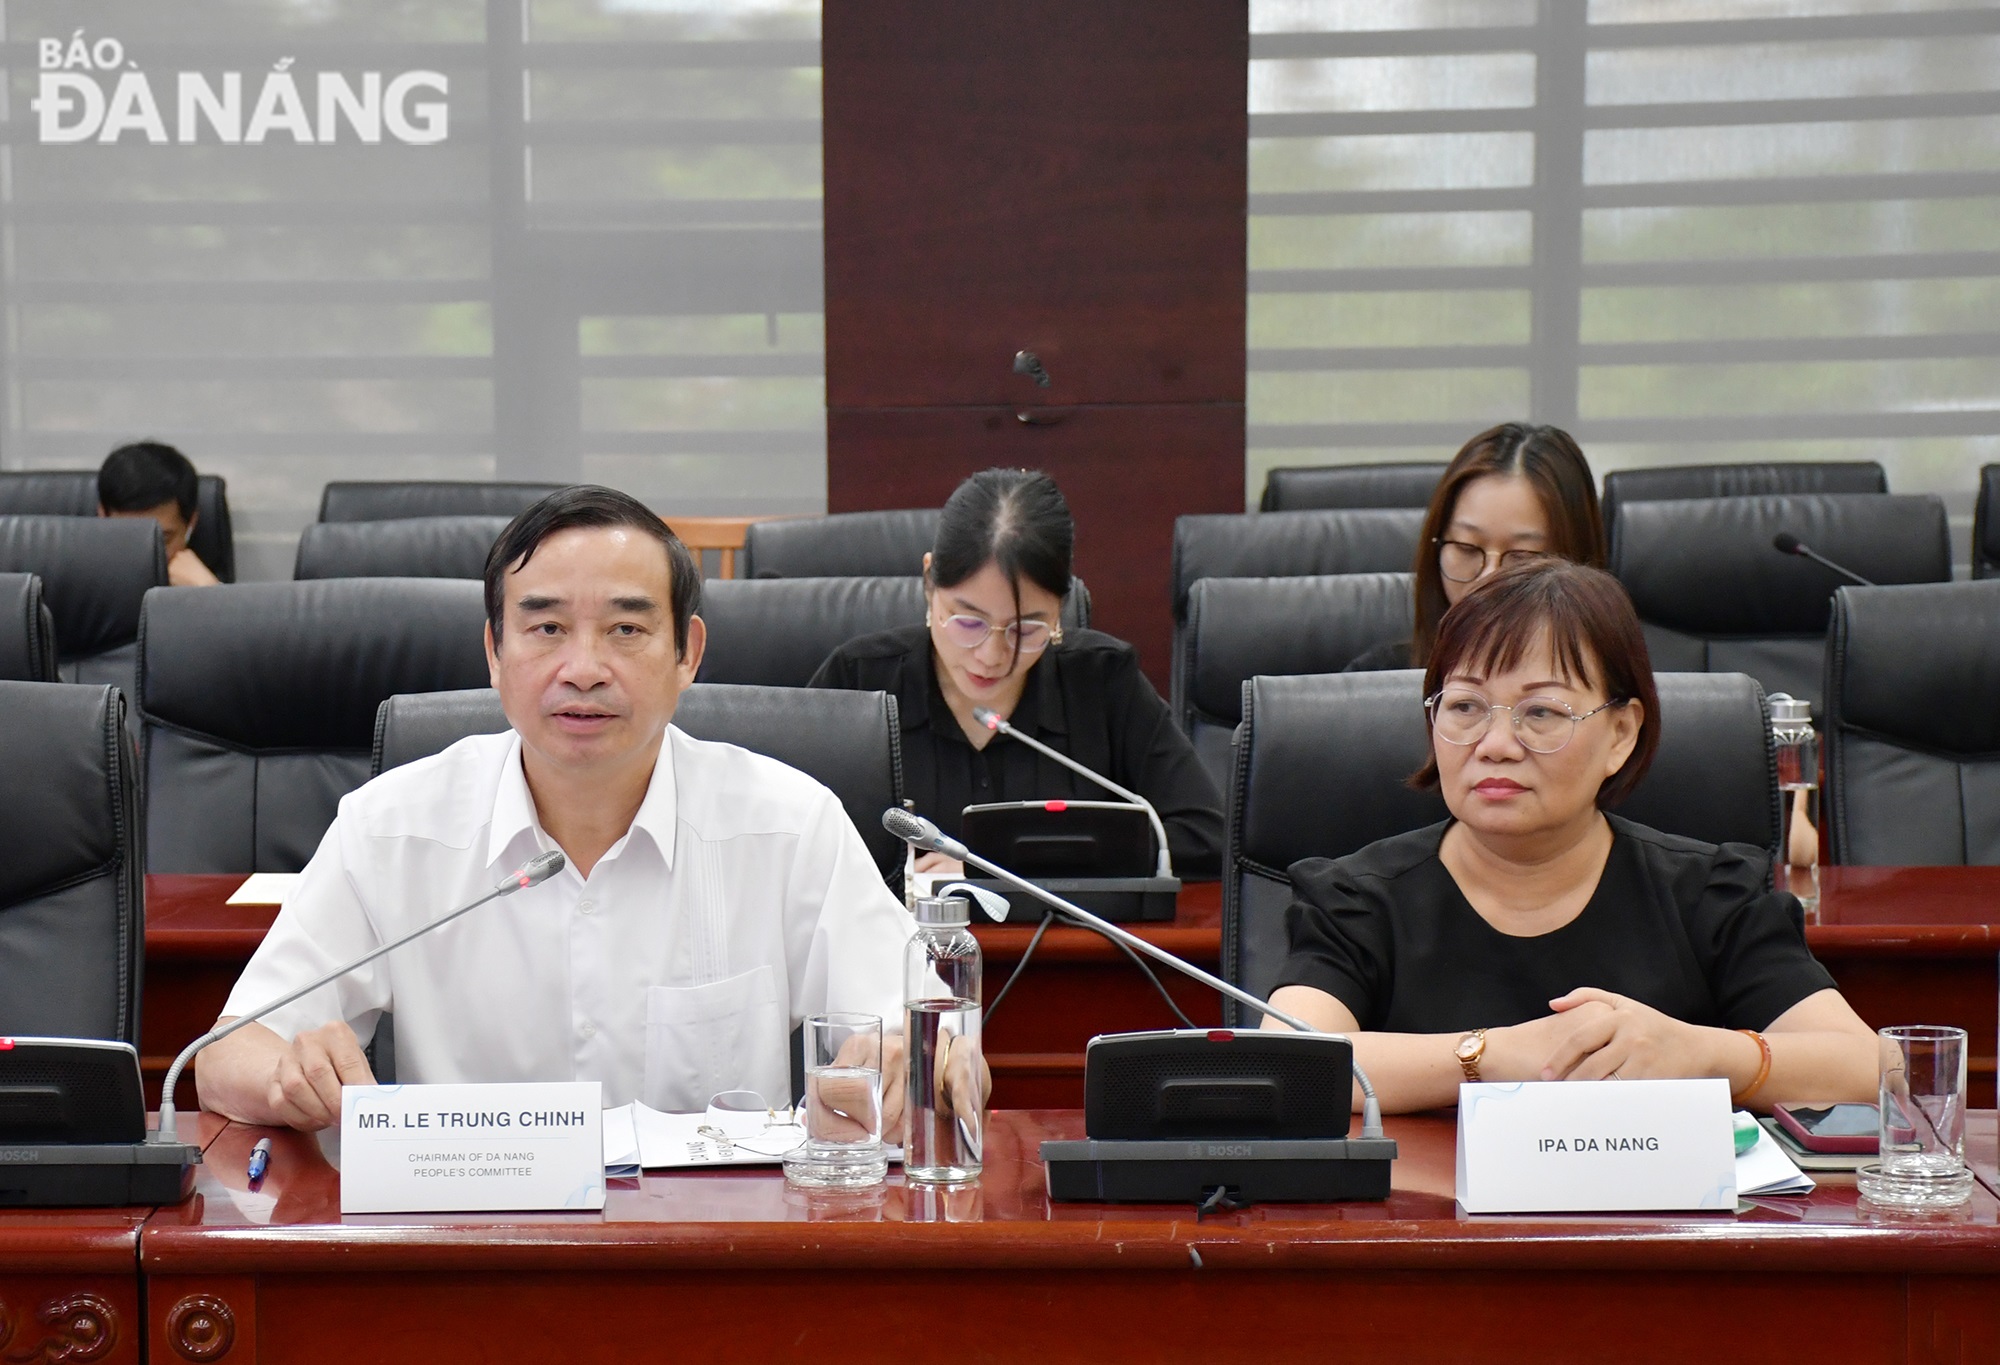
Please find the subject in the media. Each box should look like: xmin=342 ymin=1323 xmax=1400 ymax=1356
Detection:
xmin=1767 ymin=692 xmax=1813 ymax=724
xmin=912 ymin=894 xmax=971 ymax=927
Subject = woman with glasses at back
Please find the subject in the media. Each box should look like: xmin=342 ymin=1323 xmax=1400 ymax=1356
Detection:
xmin=810 ymin=468 xmax=1225 ymax=879
xmin=1268 ymin=559 xmax=1876 ymax=1112
xmin=1347 ymin=422 xmax=1605 ymax=672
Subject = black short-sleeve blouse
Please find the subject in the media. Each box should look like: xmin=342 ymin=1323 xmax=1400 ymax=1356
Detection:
xmin=1275 ymin=814 xmax=1835 ymax=1035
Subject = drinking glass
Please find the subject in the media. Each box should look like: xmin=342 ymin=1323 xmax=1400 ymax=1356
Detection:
xmin=1857 ymin=1025 xmax=1974 ymax=1209
xmin=782 ymin=1013 xmax=888 ymax=1189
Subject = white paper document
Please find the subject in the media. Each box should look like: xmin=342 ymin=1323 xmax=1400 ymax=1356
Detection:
xmin=601 ymin=1101 xmax=807 ymax=1173
xmin=1735 ymin=1111 xmax=1815 ymax=1197
xmin=226 ymin=872 xmax=302 ymax=906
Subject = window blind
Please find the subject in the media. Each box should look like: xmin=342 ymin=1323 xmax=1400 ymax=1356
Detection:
xmin=1249 ymin=0 xmax=2000 ymax=563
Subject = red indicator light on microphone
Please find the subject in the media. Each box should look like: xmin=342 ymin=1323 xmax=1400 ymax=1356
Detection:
xmin=1044 ymin=800 xmax=1068 ymax=812
xmin=0 ymin=1038 xmax=14 ymax=1050
xmin=1206 ymin=1030 xmax=1234 ymax=1042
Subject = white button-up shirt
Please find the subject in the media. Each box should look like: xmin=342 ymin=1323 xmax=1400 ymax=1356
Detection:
xmin=224 ymin=727 xmax=914 ymax=1110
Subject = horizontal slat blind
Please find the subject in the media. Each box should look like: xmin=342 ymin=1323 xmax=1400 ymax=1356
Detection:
xmin=1249 ymin=0 xmax=2000 ymax=560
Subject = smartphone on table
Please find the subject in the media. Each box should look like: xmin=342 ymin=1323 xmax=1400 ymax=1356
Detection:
xmin=1772 ymin=1102 xmax=1879 ymax=1154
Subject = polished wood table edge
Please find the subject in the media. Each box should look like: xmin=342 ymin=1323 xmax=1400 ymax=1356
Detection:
xmin=0 ymin=1117 xmax=229 ymax=1272
xmin=136 ymin=1112 xmax=2000 ymax=1278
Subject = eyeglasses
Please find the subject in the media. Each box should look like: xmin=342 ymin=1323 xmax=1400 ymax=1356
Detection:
xmin=1436 ymin=540 xmax=1548 ymax=583
xmin=936 ymin=613 xmax=1062 ymax=655
xmin=695 ymin=1089 xmax=806 ymax=1157
xmin=1425 ymin=689 xmax=1627 ymax=754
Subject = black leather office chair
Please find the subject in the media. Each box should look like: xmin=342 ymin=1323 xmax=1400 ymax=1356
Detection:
xmin=293 ymin=516 xmax=511 ymax=580
xmin=741 ymin=509 xmax=940 ymax=579
xmin=1601 ymin=461 xmax=1887 ymax=544
xmin=1259 ymin=463 xmax=1446 ymax=512
xmin=1826 ymin=580 xmax=2000 ymax=866
xmin=1171 ymin=508 xmax=1423 ymax=730
xmin=139 ymin=579 xmax=491 ymax=873
xmin=0 ymin=469 xmax=237 ymax=582
xmin=1974 ymin=465 xmax=1999 ymax=579
xmin=317 ymin=480 xmax=569 ymax=523
xmin=372 ymin=684 xmax=909 ymax=876
xmin=696 ymin=574 xmax=1091 ymax=689
xmin=1178 ymin=573 xmax=1413 ymax=788
xmin=0 ymin=682 xmax=143 ymax=1044
xmin=0 ymin=573 xmax=57 ymax=682
xmin=0 ymin=516 xmax=165 ymax=712
xmin=1222 ymin=669 xmax=1779 ymax=1021
xmin=1610 ymin=493 xmax=1950 ymax=714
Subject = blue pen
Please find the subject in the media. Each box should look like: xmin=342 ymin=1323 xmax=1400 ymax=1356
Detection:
xmin=246 ymin=1137 xmax=273 ymax=1186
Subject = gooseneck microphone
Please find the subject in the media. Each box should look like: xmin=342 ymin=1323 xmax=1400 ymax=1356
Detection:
xmin=970 ymin=706 xmax=1174 ymax=878
xmin=1773 ymin=532 xmax=1875 ymax=587
xmin=883 ymin=808 xmax=1384 ymax=1139
xmin=152 ymin=849 xmax=567 ymax=1144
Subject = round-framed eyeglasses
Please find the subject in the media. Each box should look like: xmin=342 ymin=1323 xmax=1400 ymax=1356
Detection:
xmin=695 ymin=1089 xmax=806 ymax=1157
xmin=1436 ymin=539 xmax=1547 ymax=584
xmin=1425 ymin=689 xmax=1627 ymax=754
xmin=936 ymin=613 xmax=1062 ymax=655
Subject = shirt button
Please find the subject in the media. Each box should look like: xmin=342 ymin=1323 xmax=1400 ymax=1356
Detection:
xmin=580 ymin=1021 xmax=597 ymax=1039
xmin=578 ymin=899 xmax=596 ymax=915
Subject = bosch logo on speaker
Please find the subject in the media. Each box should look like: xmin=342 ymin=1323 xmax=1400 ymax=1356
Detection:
xmin=31 ymin=31 xmax=449 ymax=145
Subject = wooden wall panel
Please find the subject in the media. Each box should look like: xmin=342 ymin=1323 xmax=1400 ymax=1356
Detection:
xmin=823 ymin=0 xmax=1250 ymax=682
xmin=828 ymin=404 xmax=1241 ymax=679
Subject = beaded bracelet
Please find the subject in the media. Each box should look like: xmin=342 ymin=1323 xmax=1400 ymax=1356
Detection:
xmin=1732 ymin=1028 xmax=1773 ymax=1106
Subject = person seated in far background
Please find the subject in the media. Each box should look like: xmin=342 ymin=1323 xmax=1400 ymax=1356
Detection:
xmin=97 ymin=441 xmax=219 ymax=586
xmin=810 ymin=467 xmax=1225 ymax=879
xmin=1268 ymin=559 xmax=1876 ymax=1114
xmin=1346 ymin=422 xmax=1604 ymax=672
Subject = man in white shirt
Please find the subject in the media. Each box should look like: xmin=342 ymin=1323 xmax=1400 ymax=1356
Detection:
xmin=198 ymin=487 xmax=919 ymax=1130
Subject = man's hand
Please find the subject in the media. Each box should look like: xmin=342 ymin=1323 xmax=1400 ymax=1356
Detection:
xmin=167 ymin=547 xmax=220 ymax=587
xmin=262 ymin=1021 xmax=376 ymax=1130
xmin=913 ymin=852 xmax=965 ymax=877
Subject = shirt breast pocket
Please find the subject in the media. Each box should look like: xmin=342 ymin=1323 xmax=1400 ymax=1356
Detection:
xmin=642 ymin=966 xmax=788 ymax=1113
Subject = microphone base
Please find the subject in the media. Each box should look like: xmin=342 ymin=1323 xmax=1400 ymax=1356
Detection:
xmin=0 ymin=1140 xmax=202 ymax=1207
xmin=1041 ymin=1136 xmax=1396 ymax=1204
xmin=955 ymin=875 xmax=1179 ymax=923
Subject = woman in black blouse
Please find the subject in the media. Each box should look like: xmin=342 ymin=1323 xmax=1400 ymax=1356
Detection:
xmin=810 ymin=468 xmax=1224 ymax=878
xmin=1272 ymin=559 xmax=1875 ymax=1113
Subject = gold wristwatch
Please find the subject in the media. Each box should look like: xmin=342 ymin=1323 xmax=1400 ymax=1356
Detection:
xmin=1454 ymin=1027 xmax=1488 ymax=1083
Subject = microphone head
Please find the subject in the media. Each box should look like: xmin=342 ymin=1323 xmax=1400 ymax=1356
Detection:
xmin=882 ymin=807 xmax=940 ymax=851
xmin=971 ymin=706 xmax=1002 ymax=731
xmin=513 ymin=849 xmax=567 ymax=890
xmin=1773 ymin=532 xmax=1804 ymax=556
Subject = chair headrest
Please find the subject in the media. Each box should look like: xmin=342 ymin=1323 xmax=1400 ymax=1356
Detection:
xmin=1602 ymin=461 xmax=1885 ymax=525
xmin=0 ymin=681 xmax=124 ymax=906
xmin=1172 ymin=509 xmax=1423 ymax=622
xmin=1260 ymin=463 xmax=1445 ymax=512
xmin=1977 ymin=466 xmax=2000 ymax=570
xmin=1832 ymin=581 xmax=2000 ymax=755
xmin=318 ymin=481 xmax=569 ymax=523
xmin=1185 ymin=573 xmax=1413 ymax=725
xmin=140 ymin=579 xmax=490 ymax=750
xmin=0 ymin=516 xmax=165 ymax=658
xmin=742 ymin=509 xmax=940 ymax=580
xmin=294 ymin=516 xmax=511 ymax=581
xmin=0 ymin=471 xmax=98 ymax=517
xmin=1611 ymin=493 xmax=1950 ymax=635
xmin=698 ymin=576 xmax=925 ymax=688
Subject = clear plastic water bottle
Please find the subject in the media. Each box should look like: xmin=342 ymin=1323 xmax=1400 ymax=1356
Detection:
xmin=1769 ymin=693 xmax=1820 ymax=917
xmin=903 ymin=894 xmax=983 ymax=1183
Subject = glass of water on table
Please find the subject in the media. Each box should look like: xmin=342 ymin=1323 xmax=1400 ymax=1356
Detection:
xmin=783 ymin=1012 xmax=889 ymax=1189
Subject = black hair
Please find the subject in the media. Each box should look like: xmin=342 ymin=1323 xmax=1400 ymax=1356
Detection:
xmin=99 ymin=441 xmax=199 ymax=521
xmin=930 ymin=468 xmax=1074 ymax=600
xmin=483 ymin=485 xmax=701 ymax=660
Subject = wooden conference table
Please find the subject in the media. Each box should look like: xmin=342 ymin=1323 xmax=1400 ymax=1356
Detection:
xmin=1 ymin=1112 xmax=1987 ymax=1365
xmin=144 ymin=867 xmax=2000 ymax=1112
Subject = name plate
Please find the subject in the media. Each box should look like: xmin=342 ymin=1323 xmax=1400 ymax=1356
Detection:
xmin=340 ymin=1082 xmax=605 ymax=1214
xmin=1456 ymin=1079 xmax=1734 ymax=1214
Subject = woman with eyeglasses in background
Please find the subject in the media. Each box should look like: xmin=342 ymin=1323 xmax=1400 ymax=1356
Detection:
xmin=1346 ymin=422 xmax=1606 ymax=672
xmin=810 ymin=468 xmax=1224 ymax=878
xmin=1267 ymin=559 xmax=1876 ymax=1113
